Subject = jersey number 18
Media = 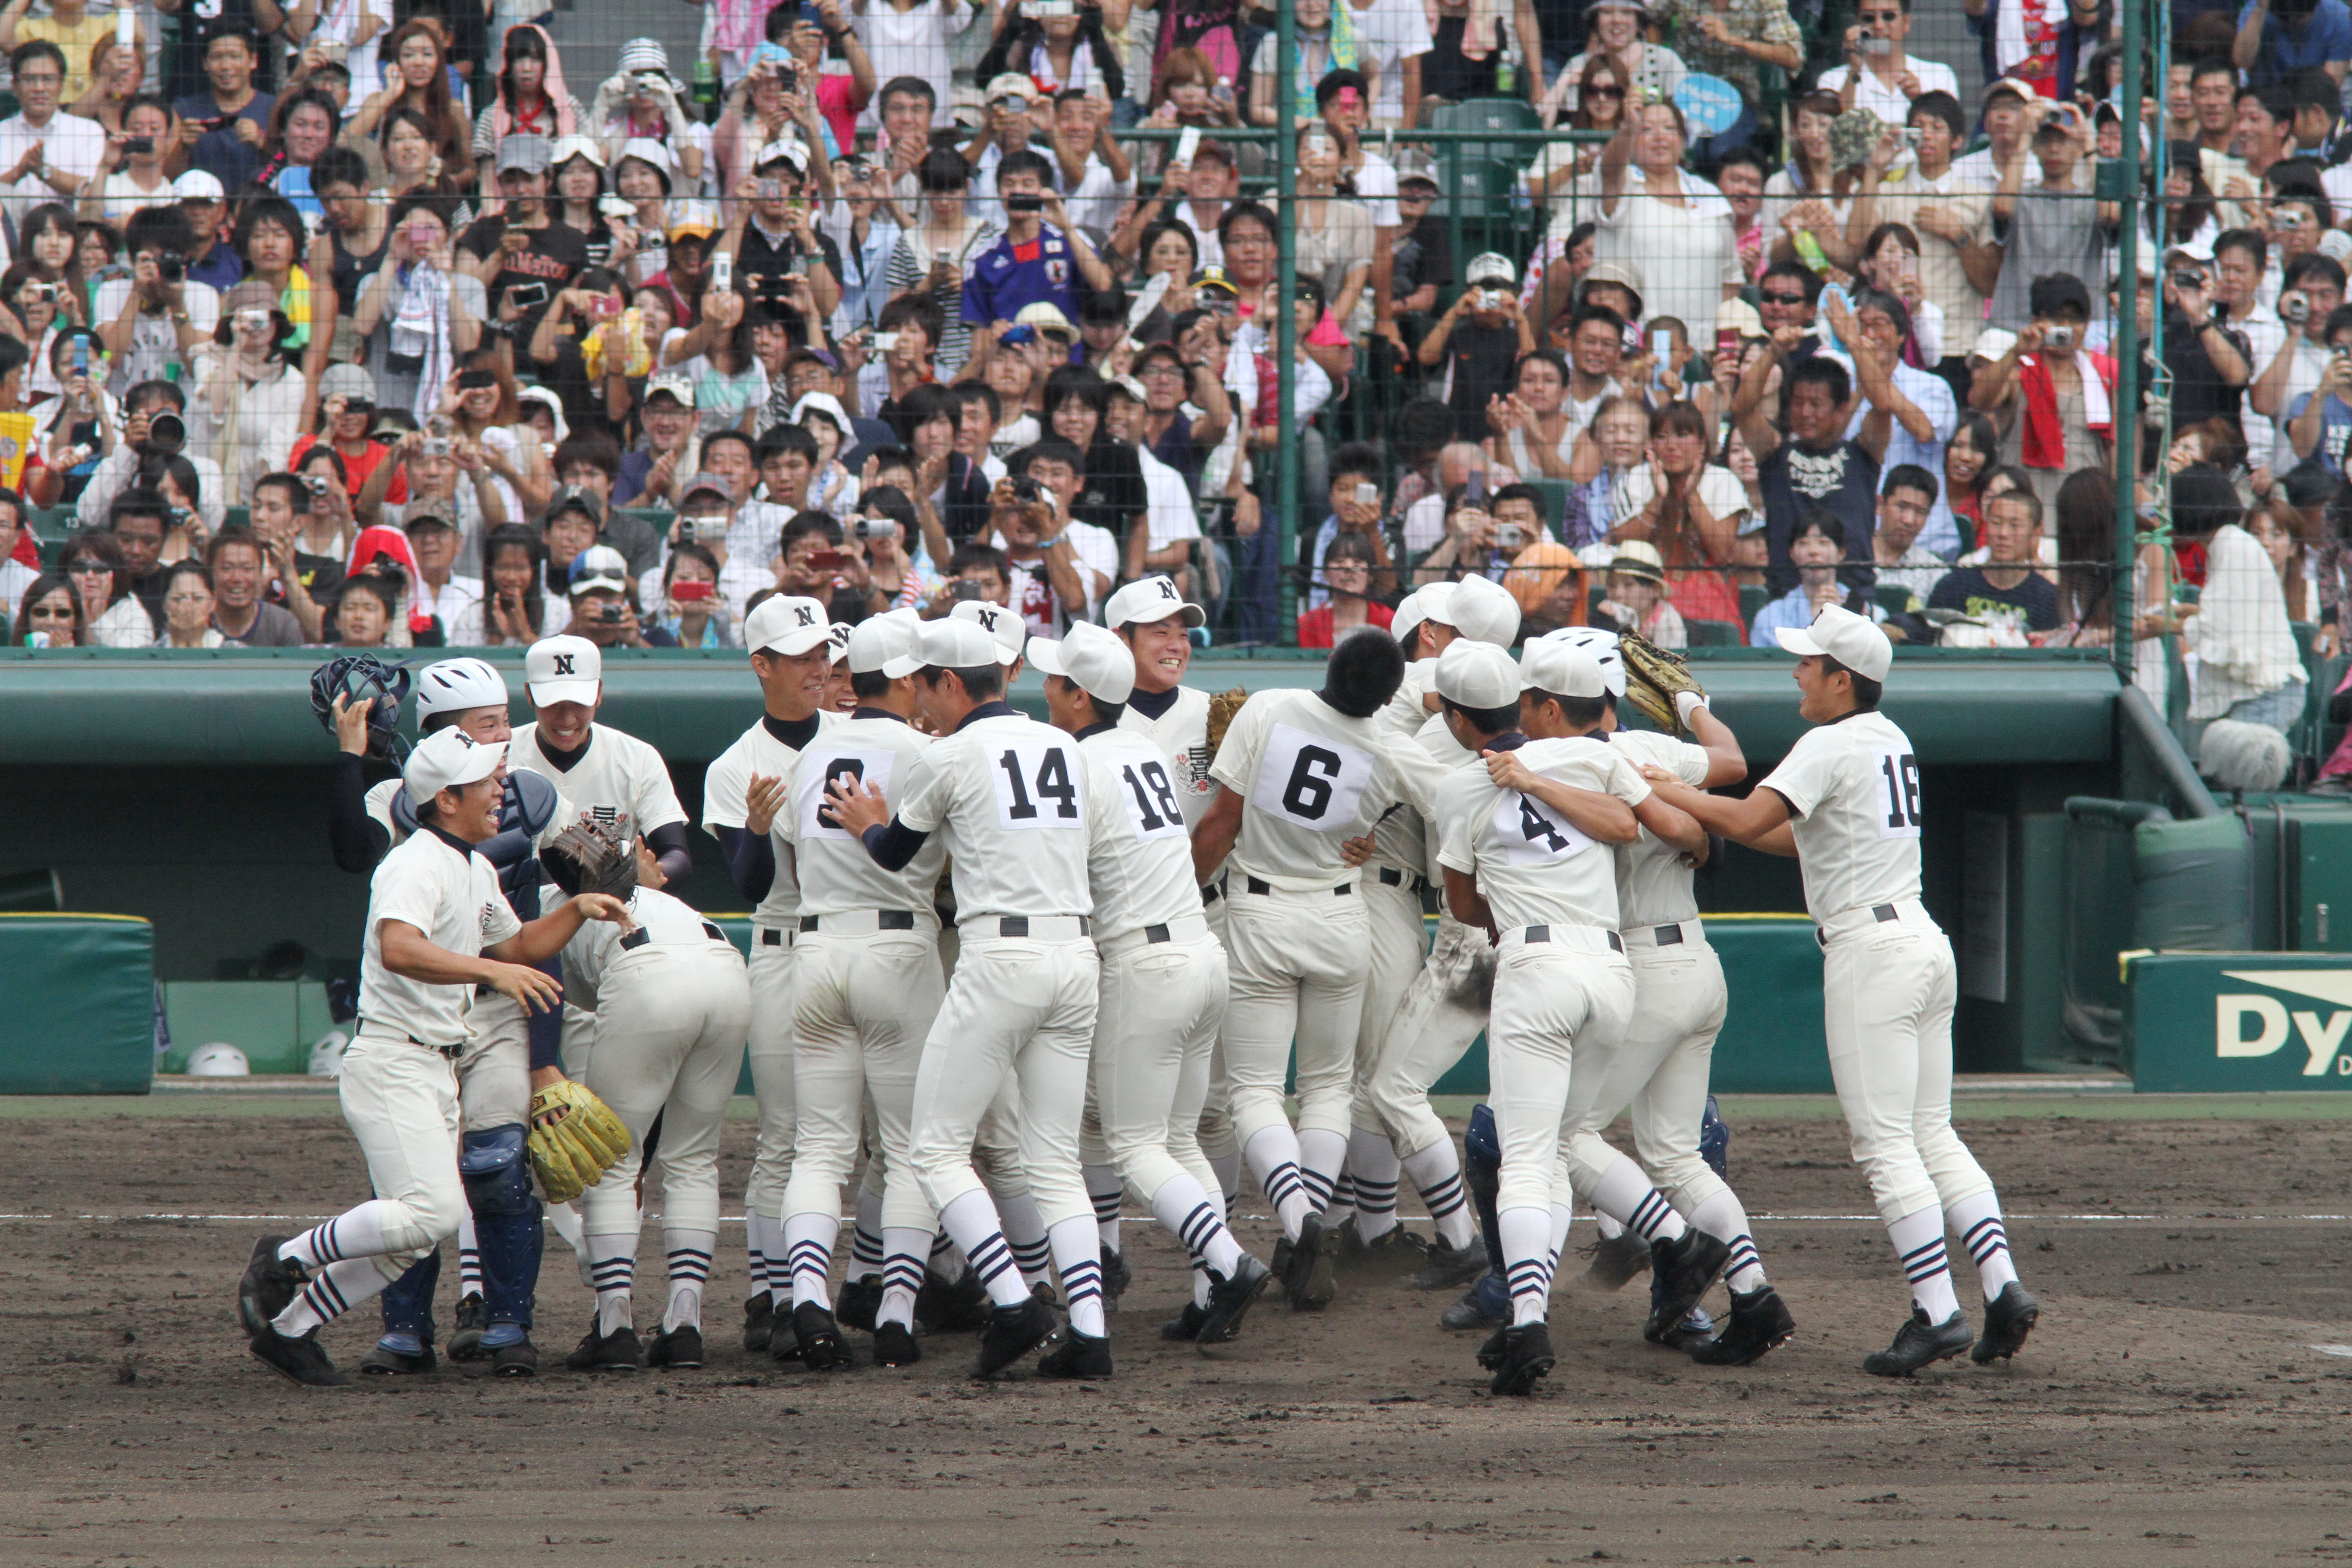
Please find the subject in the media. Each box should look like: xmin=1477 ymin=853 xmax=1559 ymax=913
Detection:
xmin=1876 ymin=748 xmax=1921 ymax=838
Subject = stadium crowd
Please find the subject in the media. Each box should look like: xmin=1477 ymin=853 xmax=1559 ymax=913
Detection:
xmin=0 ymin=0 xmax=2342 ymax=782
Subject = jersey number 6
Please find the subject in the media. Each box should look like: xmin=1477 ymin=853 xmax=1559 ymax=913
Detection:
xmin=1281 ymin=745 xmax=1342 ymax=820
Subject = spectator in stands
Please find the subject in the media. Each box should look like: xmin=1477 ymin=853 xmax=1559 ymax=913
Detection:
xmin=0 ymin=41 xmax=103 ymax=217
xmin=1651 ymin=0 xmax=1801 ymax=158
xmin=57 ymin=530 xmax=147 ymax=644
xmin=614 ymin=375 xmax=700 ymax=508
xmin=1970 ymin=273 xmax=2116 ymax=515
xmin=93 ymin=204 xmax=220 ymax=396
xmin=1504 ymin=540 xmax=1586 ymax=636
xmin=1131 ymin=339 xmax=1228 ymax=495
xmin=83 ymin=93 xmax=181 ymax=225
xmin=1245 ymin=0 xmax=1357 ymax=129
xmin=189 ymin=279 xmax=305 ymax=508
xmin=1486 ymin=347 xmax=1578 ymax=482
xmin=1292 ymin=124 xmax=1376 ymax=339
xmin=469 ymin=25 xmax=580 ymax=188
xmin=326 ymin=566 xmax=401 ymax=649
xmin=1042 ymin=88 xmax=1134 ymax=236
xmin=648 ymin=541 xmax=736 ymax=649
xmin=458 ymin=134 xmax=584 ymax=345
xmin=1551 ymin=0 xmax=1685 ymax=120
xmin=932 ymin=538 xmax=1014 ymax=615
xmin=976 ymin=0 xmax=1125 ymax=103
xmin=13 ymin=569 xmax=84 ymax=644
xmin=1303 ymin=442 xmax=1398 ymax=609
xmin=1595 ymin=98 xmax=1738 ymax=339
xmin=1837 ymin=287 xmax=1955 ymax=550
xmin=475 ymin=523 xmax=550 ymax=645
xmin=1421 ymin=252 xmax=1534 ymax=441
xmin=1984 ymin=101 xmax=2113 ymax=333
xmin=205 ymin=527 xmax=306 ymax=646
xmin=1734 ymin=343 xmax=1891 ymax=593
xmin=1610 ymin=398 xmax=1745 ymax=626
xmin=2185 ymin=498 xmax=2312 ymax=735
xmin=1869 ymin=464 xmax=1947 ymax=606
xmin=964 ymin=148 xmax=1112 ymax=347
xmin=775 ymin=509 xmax=886 ymax=625
xmin=2234 ymin=0 xmax=2352 ymax=88
xmin=0 ymin=489 xmax=35 ymax=628
xmin=2250 ymin=251 xmax=2344 ymax=483
xmin=2284 ymin=303 xmax=2352 ymax=475
xmin=1382 ymin=167 xmax=1450 ymax=349
xmin=348 ymin=22 xmax=475 ymax=192
xmin=242 ymin=473 xmax=333 ymax=638
xmin=990 ymin=451 xmax=1101 ymax=636
xmin=1296 ymin=530 xmax=1389 ymax=648
xmin=887 ymin=149 xmax=985 ymax=374
xmin=1847 ymin=92 xmax=1991 ymax=377
xmin=1819 ymin=0 xmax=1957 ymax=125
xmin=1748 ymin=507 xmax=1881 ymax=644
xmin=2236 ymin=83 xmax=2300 ymax=191
xmin=1929 ymin=485 xmax=2060 ymax=635
xmin=1595 ymin=540 xmax=1684 ymax=647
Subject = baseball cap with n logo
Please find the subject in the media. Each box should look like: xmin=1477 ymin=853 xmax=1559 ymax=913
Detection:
xmin=1103 ymin=574 xmax=1206 ymax=630
xmin=745 ymin=594 xmax=833 ymax=657
xmin=951 ymin=597 xmax=1026 ymax=665
xmin=526 ymin=635 xmax=602 ymax=707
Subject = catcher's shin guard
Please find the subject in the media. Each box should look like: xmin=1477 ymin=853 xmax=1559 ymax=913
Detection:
xmin=378 ymin=1248 xmax=443 ymax=1341
xmin=1465 ymin=1102 xmax=1504 ymax=1274
xmin=462 ymin=1125 xmax=543 ymax=1330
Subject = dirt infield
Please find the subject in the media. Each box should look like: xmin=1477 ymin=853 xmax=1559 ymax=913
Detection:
xmin=6 ymin=1099 xmax=2351 ymax=1568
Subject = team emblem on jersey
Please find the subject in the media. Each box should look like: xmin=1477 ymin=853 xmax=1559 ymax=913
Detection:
xmin=590 ymin=805 xmax=618 ymax=825
xmin=480 ymin=901 xmax=500 ymax=934
xmin=1046 ymin=259 xmax=1068 ymax=284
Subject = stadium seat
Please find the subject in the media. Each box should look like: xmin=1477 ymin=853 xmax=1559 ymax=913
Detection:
xmin=1428 ymin=98 xmax=1543 ymax=171
xmin=1521 ymin=478 xmax=1572 ymax=539
xmin=1876 ymin=584 xmax=1916 ymax=616
xmin=1738 ymin=583 xmax=1769 ymax=628
xmin=225 ymin=507 xmax=249 ymax=532
xmin=1685 ymin=618 xmax=1740 ymax=646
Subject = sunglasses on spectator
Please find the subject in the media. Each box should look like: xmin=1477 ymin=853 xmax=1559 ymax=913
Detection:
xmin=1586 ymin=85 xmax=1626 ymax=100
xmin=1761 ymin=290 xmax=1808 ymax=305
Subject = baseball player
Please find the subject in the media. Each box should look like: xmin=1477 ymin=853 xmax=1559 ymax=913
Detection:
xmin=823 ymin=622 xmax=858 ymax=712
xmin=1426 ymin=640 xmax=1728 ymax=1396
xmin=1512 ymin=628 xmax=1796 ymax=1364
xmin=775 ymin=611 xmax=951 ymax=1371
xmin=239 ymin=728 xmax=631 ymax=1386
xmin=826 ymin=617 xmax=1113 ymax=1380
xmin=1639 ymin=607 xmax=2040 ymax=1376
xmin=551 ymin=825 xmax=752 ymax=1373
xmin=1189 ymin=627 xmax=1405 ymax=1312
xmin=700 ymin=595 xmax=838 ymax=1355
xmin=322 ymin=656 xmax=567 ymax=1375
xmin=1034 ymin=622 xmax=1273 ymax=1347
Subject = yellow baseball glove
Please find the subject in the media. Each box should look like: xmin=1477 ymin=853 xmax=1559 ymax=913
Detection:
xmin=1205 ymin=687 xmax=1250 ymax=761
xmin=1620 ymin=630 xmax=1706 ymax=736
xmin=527 ymin=1078 xmax=631 ymax=1203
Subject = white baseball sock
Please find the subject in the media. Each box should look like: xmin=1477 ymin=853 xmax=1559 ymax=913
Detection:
xmin=1243 ymin=1125 xmax=1312 ymax=1240
xmin=456 ymin=1214 xmax=482 ymax=1301
xmin=1048 ymin=1215 xmax=1105 ymax=1338
xmin=994 ymin=1190 xmax=1054 ymax=1288
xmin=927 ymin=1228 xmax=968 ymax=1284
xmin=1082 ymin=1164 xmax=1124 ymax=1252
xmin=1191 ymin=1260 xmax=1213 ymax=1308
xmin=1207 ymin=1152 xmax=1242 ymax=1217
xmin=851 ymin=1182 xmax=886 ymax=1284
xmin=1944 ymin=1190 xmax=2020 ymax=1301
xmin=1346 ymin=1125 xmax=1401 ymax=1241
xmin=1296 ymin=1127 xmax=1348 ymax=1215
xmin=744 ymin=1210 xmax=785 ymax=1305
xmin=587 ymin=1230 xmax=636 ymax=1334
xmin=1497 ymin=1206 xmax=1552 ymax=1326
xmin=879 ymin=1227 xmax=930 ymax=1329
xmin=936 ymin=1189 xmax=1030 ymax=1309
xmin=781 ymin=1211 xmax=838 ymax=1310
xmin=1539 ymin=1202 xmax=1573 ymax=1291
xmin=541 ymin=1198 xmax=592 ymax=1289
xmin=1587 ymin=1155 xmax=1689 ymax=1243
xmin=1399 ymin=1139 xmax=1477 ymax=1250
xmin=1886 ymin=1205 xmax=1962 ymax=1322
xmin=1321 ymin=1169 xmax=1358 ymax=1231
xmin=279 ymin=1205 xmax=391 ymax=1270
xmin=664 ymin=1228 xmax=715 ymax=1333
xmin=271 ymin=1254 xmax=398 ymax=1337
xmin=1150 ymin=1173 xmax=1244 ymax=1279
xmin=1688 ymin=1191 xmax=1767 ymax=1294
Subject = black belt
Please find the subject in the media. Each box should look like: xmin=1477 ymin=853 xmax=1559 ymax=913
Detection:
xmin=363 ymin=1023 xmax=462 ymax=1059
xmin=1654 ymin=924 xmax=1683 ymax=946
xmin=799 ymin=911 xmax=916 ymax=932
xmin=1202 ymin=882 xmax=1222 ymax=906
xmin=703 ymin=922 xmax=727 ymax=942
xmin=1143 ymin=922 xmax=1171 ymax=943
xmin=760 ymin=927 xmax=789 ymax=947
xmin=1818 ymin=904 xmax=1902 ymax=948
xmin=1244 ymin=877 xmax=1353 ymax=897
xmin=1523 ymin=925 xmax=1622 ymax=952
xmin=983 ymin=915 xmax=1089 ymax=937
xmin=1377 ymin=867 xmax=1423 ymax=890
xmin=620 ymin=928 xmax=649 ymax=951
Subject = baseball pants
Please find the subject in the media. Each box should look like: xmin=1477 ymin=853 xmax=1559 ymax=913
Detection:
xmin=1558 ymin=925 xmax=1730 ymax=1214
xmin=1820 ymin=902 xmax=1994 ymax=1225
xmin=1484 ymin=930 xmax=1636 ymax=1219
xmin=1194 ymin=883 xmax=1238 ymax=1183
xmin=1364 ymin=913 xmax=1491 ymax=1161
xmin=580 ymin=943 xmax=752 ymax=1241
xmin=783 ymin=921 xmax=946 ymax=1237
xmin=1347 ymin=873 xmax=1432 ymax=1132
xmin=1090 ymin=921 xmax=1228 ymax=1204
xmin=338 ymin=1031 xmax=471 ymax=1268
xmin=1219 ymin=882 xmax=1370 ymax=1147
xmin=742 ymin=930 xmax=800 ymax=1279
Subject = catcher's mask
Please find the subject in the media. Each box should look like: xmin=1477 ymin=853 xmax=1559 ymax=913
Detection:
xmin=310 ymin=654 xmax=412 ymax=763
xmin=539 ymin=819 xmax=640 ymax=901
xmin=1320 ymin=626 xmax=1407 ymax=718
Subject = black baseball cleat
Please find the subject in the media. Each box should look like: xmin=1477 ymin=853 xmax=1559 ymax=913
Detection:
xmin=1971 ymin=1282 xmax=2041 ymax=1364
xmin=565 ymin=1323 xmax=645 ymax=1372
xmin=971 ymin=1295 xmax=1060 ymax=1379
xmin=1487 ymin=1323 xmax=1556 ymax=1397
xmin=1197 ymin=1254 xmax=1273 ymax=1347
xmin=1405 ymin=1235 xmax=1490 ymax=1292
xmin=1357 ymin=1225 xmax=1431 ymax=1275
xmin=1689 ymin=1286 xmax=1797 ymax=1367
xmin=1862 ymin=1308 xmax=1974 ymax=1377
xmin=915 ymin=1270 xmax=990 ymax=1334
xmin=1101 ymin=1247 xmax=1132 ymax=1310
xmin=1441 ymin=1269 xmax=1510 ymax=1331
xmin=490 ymin=1335 xmax=539 ymax=1377
xmin=742 ymin=1293 xmax=774 ymax=1353
xmin=835 ymin=1277 xmax=883 ymax=1334
xmin=1269 ymin=1235 xmax=1294 ymax=1283
xmin=647 ymin=1324 xmax=705 ymax=1369
xmin=358 ymin=1339 xmax=438 ymax=1376
xmin=1160 ymin=1301 xmax=1208 ymax=1342
xmin=238 ymin=1236 xmax=304 ymax=1338
xmin=1037 ymin=1329 xmax=1113 ymax=1380
xmin=447 ymin=1294 xmax=488 ymax=1361
xmin=794 ymin=1302 xmax=855 ymax=1370
xmin=1646 ymin=1230 xmax=1731 ymax=1334
xmin=1475 ymin=1323 xmax=1509 ymax=1371
xmin=1282 ymin=1213 xmax=1341 ymax=1310
xmin=872 ymin=1322 xmax=921 ymax=1367
xmin=249 ymin=1325 xmax=348 ymax=1387
xmin=769 ymin=1307 xmax=804 ymax=1365
xmin=1579 ymin=1231 xmax=1653 ymax=1292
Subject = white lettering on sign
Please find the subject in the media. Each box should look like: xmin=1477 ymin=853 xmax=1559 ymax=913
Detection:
xmin=2216 ymin=995 xmax=2289 ymax=1058
xmin=2218 ymin=970 xmax=2352 ymax=1073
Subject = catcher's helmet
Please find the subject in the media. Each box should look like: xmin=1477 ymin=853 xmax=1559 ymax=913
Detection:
xmin=414 ymin=657 xmax=510 ymax=721
xmin=310 ymin=654 xmax=412 ymax=762
xmin=1538 ymin=626 xmax=1628 ymax=698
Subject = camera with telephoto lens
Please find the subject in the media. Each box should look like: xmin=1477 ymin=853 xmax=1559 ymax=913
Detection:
xmin=145 ymin=411 xmax=186 ymax=454
xmin=155 ymin=252 xmax=186 ymax=284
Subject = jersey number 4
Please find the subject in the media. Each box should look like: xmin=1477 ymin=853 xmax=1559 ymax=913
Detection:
xmin=995 ymin=741 xmax=1082 ymax=829
xmin=1876 ymin=748 xmax=1922 ymax=839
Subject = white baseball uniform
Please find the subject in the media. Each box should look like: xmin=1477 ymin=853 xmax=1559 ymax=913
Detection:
xmin=702 ymin=710 xmax=835 ymax=1306
xmin=1209 ymin=687 xmax=1401 ymax=1238
xmin=1434 ymin=735 xmax=1642 ymax=1323
xmin=889 ymin=704 xmax=1107 ymax=1327
xmin=776 ymin=709 xmax=950 ymax=1326
xmin=1761 ymin=710 xmax=2006 ymax=1312
xmin=563 ymin=886 xmax=752 ymax=1334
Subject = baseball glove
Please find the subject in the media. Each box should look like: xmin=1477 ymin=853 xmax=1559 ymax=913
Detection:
xmin=538 ymin=820 xmax=638 ymax=901
xmin=1620 ymin=630 xmax=1705 ymax=736
xmin=1205 ymin=687 xmax=1249 ymax=761
xmin=528 ymin=1078 xmax=632 ymax=1203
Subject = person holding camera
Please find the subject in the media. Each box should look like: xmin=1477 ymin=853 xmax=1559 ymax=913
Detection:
xmin=962 ymin=149 xmax=1112 ymax=340
xmin=854 ymin=483 xmax=939 ymax=611
xmin=588 ymin=38 xmax=709 ymax=194
xmin=457 ymin=134 xmax=585 ymax=343
xmin=73 ymin=379 xmax=227 ymax=530
xmin=723 ymin=139 xmax=846 ymax=349
xmin=1967 ymin=273 xmax=2115 ymax=517
xmin=655 ymin=470 xmax=766 ymax=619
xmin=353 ymin=200 xmax=486 ymax=423
xmin=190 ymin=277 xmax=305 ymax=505
xmin=1816 ymin=0 xmax=1955 ymax=127
xmin=81 ymin=93 xmax=179 ymax=224
xmin=648 ymin=541 xmax=737 ymax=648
xmin=559 ymin=542 xmax=674 ymax=648
xmin=983 ymin=463 xmax=1093 ymax=636
xmin=93 ymin=203 xmax=219 ymax=392
xmin=1984 ymin=96 xmax=2114 ymax=334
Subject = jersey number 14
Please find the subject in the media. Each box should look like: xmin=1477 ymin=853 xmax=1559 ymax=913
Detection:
xmin=995 ymin=740 xmax=1082 ymax=829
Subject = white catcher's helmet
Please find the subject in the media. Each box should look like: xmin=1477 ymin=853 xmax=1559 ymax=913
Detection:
xmin=1540 ymin=626 xmax=1627 ymax=698
xmin=186 ymin=1042 xmax=251 ymax=1077
xmin=414 ymin=657 xmax=511 ymax=720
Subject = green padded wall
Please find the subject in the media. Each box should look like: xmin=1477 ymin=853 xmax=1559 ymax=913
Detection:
xmin=0 ymin=914 xmax=156 ymax=1093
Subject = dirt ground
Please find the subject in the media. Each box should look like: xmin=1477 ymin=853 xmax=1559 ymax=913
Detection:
xmin=6 ymin=1102 xmax=2352 ymax=1568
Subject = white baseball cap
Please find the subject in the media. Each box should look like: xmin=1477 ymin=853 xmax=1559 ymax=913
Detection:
xmin=1441 ymin=573 xmax=1522 ymax=648
xmin=1026 ymin=621 xmax=1136 ymax=706
xmin=1520 ymin=637 xmax=1607 ymax=700
xmin=1435 ymin=638 xmax=1523 ymax=709
xmin=525 ymin=635 xmax=601 ymax=708
xmin=414 ymin=657 xmax=510 ymax=719
xmin=1776 ymin=603 xmax=1893 ymax=683
xmin=566 ymin=545 xmax=632 ymax=598
xmin=791 ymin=391 xmax=851 ymax=434
xmin=951 ymin=598 xmax=1025 ymax=665
xmin=1394 ymin=583 xmax=1451 ymax=645
xmin=918 ymin=616 xmax=1002 ymax=670
xmin=404 ymin=726 xmax=509 ymax=805
xmin=173 ymin=168 xmax=225 ymax=201
xmin=1538 ymin=626 xmax=1626 ymax=697
xmin=848 ymin=610 xmax=924 ymax=677
xmin=744 ymin=593 xmax=833 ymax=657
xmin=1102 ymin=574 xmax=1205 ymax=630
xmin=827 ymin=621 xmax=855 ymax=664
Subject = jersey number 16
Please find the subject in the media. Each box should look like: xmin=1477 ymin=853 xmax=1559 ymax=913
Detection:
xmin=1876 ymin=748 xmax=1921 ymax=838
